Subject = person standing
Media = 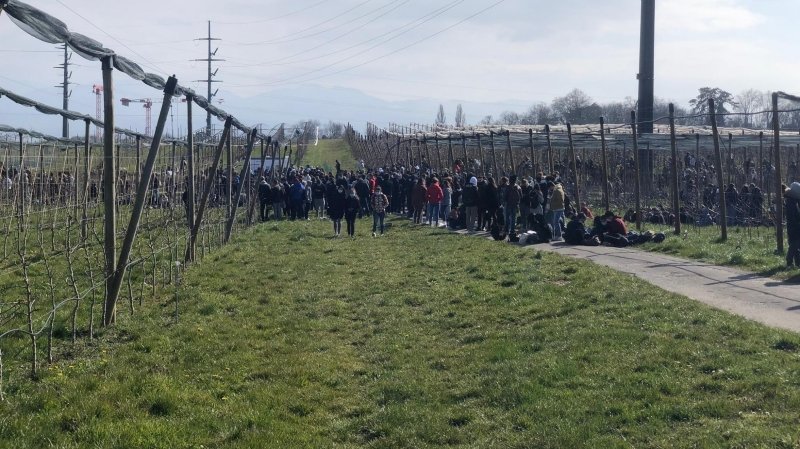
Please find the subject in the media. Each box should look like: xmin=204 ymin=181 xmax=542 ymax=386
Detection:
xmin=549 ymin=181 xmax=566 ymax=240
xmin=270 ymin=180 xmax=284 ymax=221
xmin=785 ymin=183 xmax=800 ymax=267
xmin=440 ymin=179 xmax=453 ymax=224
xmin=462 ymin=176 xmax=479 ymax=232
xmin=411 ymin=178 xmax=427 ymax=224
xmin=345 ymin=186 xmax=361 ymax=238
xmin=504 ymin=176 xmax=522 ymax=237
xmin=328 ymin=184 xmax=346 ymax=237
xmin=426 ymin=177 xmax=444 ymax=227
xmin=371 ymin=186 xmax=389 ymax=237
xmin=258 ymin=177 xmax=272 ymax=222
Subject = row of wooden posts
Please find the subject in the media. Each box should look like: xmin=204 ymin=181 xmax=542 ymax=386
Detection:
xmin=348 ymin=95 xmax=790 ymax=254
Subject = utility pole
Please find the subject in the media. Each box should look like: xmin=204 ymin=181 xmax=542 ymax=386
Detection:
xmin=55 ymin=43 xmax=72 ymax=138
xmin=637 ymin=0 xmax=655 ymax=192
xmin=193 ymin=21 xmax=223 ymax=137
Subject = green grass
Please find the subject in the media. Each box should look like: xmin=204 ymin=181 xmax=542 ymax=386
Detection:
xmin=637 ymin=224 xmax=800 ymax=280
xmin=3 ymin=218 xmax=800 ymax=448
xmin=299 ymin=138 xmax=357 ymax=173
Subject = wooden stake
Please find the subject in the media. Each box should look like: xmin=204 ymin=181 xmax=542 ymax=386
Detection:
xmin=185 ymin=95 xmax=196 ymax=234
xmin=105 ymin=76 xmax=177 ymax=325
xmin=772 ymin=93 xmax=785 ymax=254
xmin=225 ymin=128 xmax=257 ymax=243
xmin=710 ymin=98 xmax=728 ymax=241
xmin=528 ymin=129 xmax=535 ymax=177
xmin=599 ymin=117 xmax=610 ymax=212
xmin=101 ymin=56 xmax=117 ymax=325
xmin=506 ymin=131 xmax=516 ymax=175
xmin=489 ymin=131 xmax=498 ymax=178
xmin=669 ymin=104 xmax=681 ymax=235
xmin=566 ymin=123 xmax=581 ymax=212
xmin=477 ymin=134 xmax=486 ymax=177
xmin=630 ymin=112 xmax=642 ymax=231
xmin=545 ymin=125 xmax=554 ymax=174
xmin=187 ymin=118 xmax=232 ymax=262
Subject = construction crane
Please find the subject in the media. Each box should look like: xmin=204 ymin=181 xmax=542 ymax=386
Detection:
xmin=92 ymin=84 xmax=103 ymax=142
xmin=120 ymin=97 xmax=154 ymax=136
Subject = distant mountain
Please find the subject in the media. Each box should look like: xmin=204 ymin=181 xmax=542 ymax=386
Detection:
xmin=1 ymin=84 xmax=523 ymax=138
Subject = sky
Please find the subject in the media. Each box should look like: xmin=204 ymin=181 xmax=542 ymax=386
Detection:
xmin=1 ymin=0 xmax=799 ymax=137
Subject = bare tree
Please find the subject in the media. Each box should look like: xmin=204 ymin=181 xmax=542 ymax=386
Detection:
xmin=435 ymin=104 xmax=447 ymax=126
xmin=454 ymin=104 xmax=465 ymax=128
xmin=734 ymin=89 xmax=765 ymax=128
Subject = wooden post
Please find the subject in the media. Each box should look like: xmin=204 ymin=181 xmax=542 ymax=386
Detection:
xmin=669 ymin=104 xmax=681 ymax=235
xmin=477 ymin=134 xmax=486 ymax=177
xmin=489 ymin=131 xmax=498 ymax=178
xmin=759 ymin=132 xmax=764 ymax=189
xmin=135 ymin=135 xmax=141 ymax=188
xmin=630 ymin=112 xmax=642 ymax=231
xmin=727 ymin=133 xmax=733 ymax=185
xmin=434 ymin=137 xmax=443 ymax=173
xmin=528 ymin=129 xmax=536 ymax=176
xmin=695 ymin=134 xmax=701 ymax=212
xmin=226 ymin=131 xmax=233 ymax=218
xmin=447 ymin=136 xmax=455 ymax=172
xmin=186 ymin=118 xmax=232 ymax=263
xmin=506 ymin=131 xmax=516 ymax=175
xmin=185 ymin=95 xmax=196 ymax=233
xmin=772 ymin=93 xmax=785 ymax=254
xmin=599 ymin=117 xmax=610 ymax=212
xmin=248 ymin=136 xmax=271 ymax=223
xmin=101 ymin=56 xmax=117 ymax=325
xmin=17 ymin=132 xmax=24 ymax=224
xmin=105 ymin=76 xmax=177 ymax=325
xmin=566 ymin=123 xmax=581 ymax=212
xmin=710 ymin=98 xmax=728 ymax=241
xmin=545 ymin=125 xmax=554 ymax=174
xmin=461 ymin=135 xmax=468 ymax=172
xmin=270 ymin=141 xmax=278 ymax=181
xmin=225 ymin=128 xmax=258 ymax=243
xmin=82 ymin=119 xmax=91 ymax=241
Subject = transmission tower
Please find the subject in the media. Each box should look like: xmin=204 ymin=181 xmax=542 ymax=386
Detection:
xmin=194 ymin=21 xmax=224 ymax=137
xmin=55 ymin=43 xmax=72 ymax=138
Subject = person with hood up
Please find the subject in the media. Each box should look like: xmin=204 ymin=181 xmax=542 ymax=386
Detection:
xmin=258 ymin=177 xmax=272 ymax=222
xmin=462 ymin=176 xmax=479 ymax=232
xmin=426 ymin=177 xmax=444 ymax=227
xmin=411 ymin=178 xmax=427 ymax=224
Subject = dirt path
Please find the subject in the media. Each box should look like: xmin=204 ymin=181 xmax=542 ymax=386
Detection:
xmin=456 ymin=229 xmax=800 ymax=333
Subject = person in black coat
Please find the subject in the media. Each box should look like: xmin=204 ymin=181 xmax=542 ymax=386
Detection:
xmin=327 ymin=184 xmax=346 ymax=237
xmin=784 ymin=184 xmax=800 ymax=267
xmin=345 ymin=187 xmax=361 ymax=238
xmin=258 ymin=178 xmax=272 ymax=222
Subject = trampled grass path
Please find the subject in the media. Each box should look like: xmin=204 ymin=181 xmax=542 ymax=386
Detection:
xmin=457 ymin=228 xmax=800 ymax=333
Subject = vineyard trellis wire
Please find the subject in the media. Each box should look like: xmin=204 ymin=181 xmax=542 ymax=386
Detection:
xmin=347 ymin=95 xmax=800 ymax=254
xmin=0 ymin=0 xmax=316 ymax=395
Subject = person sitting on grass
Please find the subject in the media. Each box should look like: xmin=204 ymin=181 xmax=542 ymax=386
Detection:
xmin=564 ymin=213 xmax=595 ymax=246
xmin=602 ymin=211 xmax=629 ymax=247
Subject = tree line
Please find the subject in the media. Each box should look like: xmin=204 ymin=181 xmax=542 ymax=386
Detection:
xmin=433 ymin=87 xmax=800 ymax=130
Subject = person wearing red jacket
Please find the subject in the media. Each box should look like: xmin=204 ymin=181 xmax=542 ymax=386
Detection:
xmin=426 ymin=177 xmax=444 ymax=227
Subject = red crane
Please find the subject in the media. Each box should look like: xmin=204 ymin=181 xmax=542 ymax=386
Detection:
xmin=120 ymin=97 xmax=154 ymax=136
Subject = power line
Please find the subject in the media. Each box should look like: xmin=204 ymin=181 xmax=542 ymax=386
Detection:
xmin=227 ymin=0 xmax=468 ymax=87
xmin=226 ymin=0 xmax=412 ymax=68
xmin=267 ymin=0 xmax=508 ymax=87
xmin=214 ymin=0 xmax=332 ymax=26
xmin=228 ymin=0 xmax=376 ymax=46
xmin=53 ymin=0 xmax=170 ymax=76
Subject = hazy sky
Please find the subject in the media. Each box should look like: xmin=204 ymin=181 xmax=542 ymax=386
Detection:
xmin=1 ymin=0 xmax=799 ymax=135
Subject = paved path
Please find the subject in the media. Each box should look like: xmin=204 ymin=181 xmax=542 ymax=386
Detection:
xmin=455 ymin=229 xmax=800 ymax=333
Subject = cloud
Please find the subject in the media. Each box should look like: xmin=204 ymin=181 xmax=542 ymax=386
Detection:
xmin=657 ymin=0 xmax=764 ymax=33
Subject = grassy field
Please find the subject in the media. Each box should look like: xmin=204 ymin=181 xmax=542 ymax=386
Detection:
xmin=3 ymin=218 xmax=800 ymax=448
xmin=636 ymin=224 xmax=800 ymax=281
xmin=299 ymin=138 xmax=358 ymax=173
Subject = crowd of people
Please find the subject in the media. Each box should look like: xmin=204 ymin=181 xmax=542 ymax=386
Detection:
xmin=250 ymin=160 xmax=676 ymax=250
